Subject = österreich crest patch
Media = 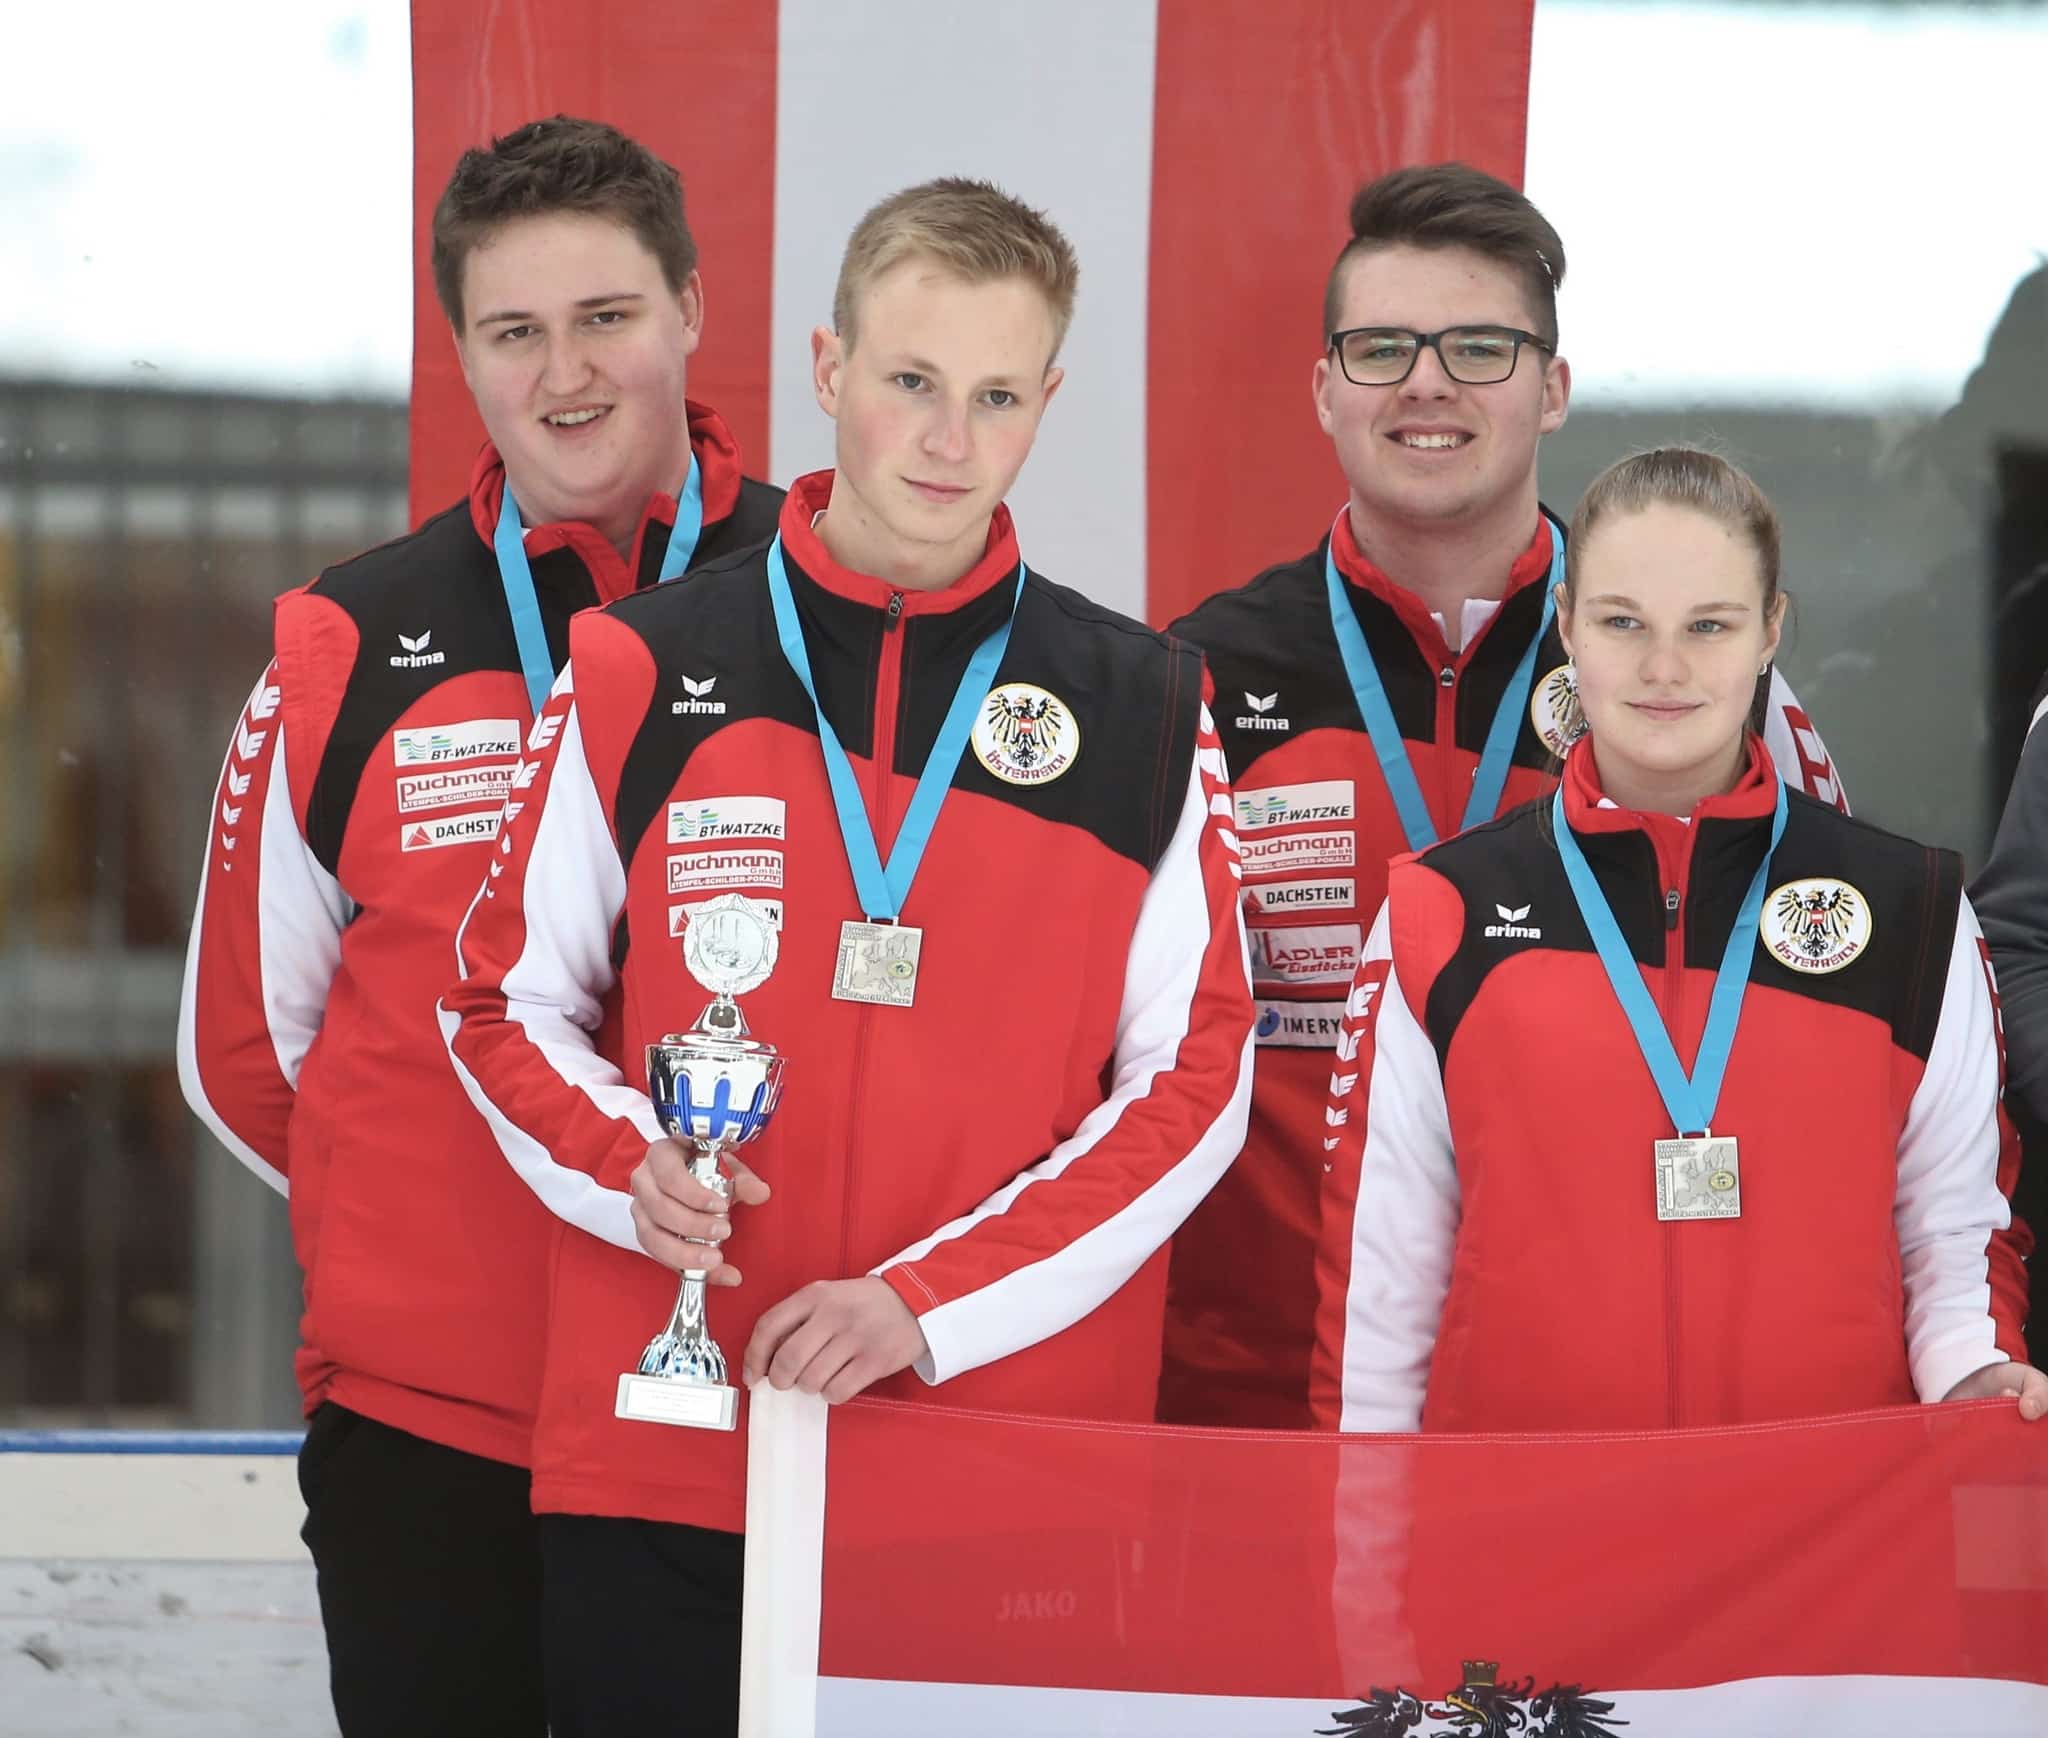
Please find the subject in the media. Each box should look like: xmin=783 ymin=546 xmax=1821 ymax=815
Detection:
xmin=972 ymin=683 xmax=1080 ymax=786
xmin=1761 ymin=877 xmax=1872 ymax=973
xmin=1529 ymin=663 xmax=1585 ymax=758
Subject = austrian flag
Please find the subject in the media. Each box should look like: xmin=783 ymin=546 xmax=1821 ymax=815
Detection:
xmin=740 ymin=1390 xmax=2048 ymax=1737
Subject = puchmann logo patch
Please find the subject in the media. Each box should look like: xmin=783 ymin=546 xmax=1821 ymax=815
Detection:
xmin=1484 ymin=902 xmax=1542 ymax=940
xmin=667 ymin=796 xmax=787 ymax=843
xmin=399 ymin=811 xmax=501 ymax=852
xmin=393 ymin=719 xmax=523 ymax=766
xmin=672 ymin=674 xmax=728 ymax=716
xmin=397 ymin=765 xmax=514 ymax=815
xmin=1241 ymin=830 xmax=1356 ymax=875
xmin=389 ymin=630 xmax=446 ymax=670
xmin=1234 ymin=779 xmax=1355 ymax=831
xmin=666 ymin=849 xmax=785 ymax=894
xmin=1234 ymin=691 xmax=1291 ymax=732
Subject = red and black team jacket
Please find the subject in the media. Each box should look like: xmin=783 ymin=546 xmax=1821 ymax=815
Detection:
xmin=176 ymin=401 xmax=783 ymax=1466
xmin=1161 ymin=510 xmax=1851 ymax=1428
xmin=439 ymin=472 xmax=1255 ymax=1532
xmin=1313 ymin=738 xmax=2032 ymax=1434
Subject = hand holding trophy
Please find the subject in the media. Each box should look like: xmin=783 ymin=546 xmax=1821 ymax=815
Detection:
xmin=615 ymin=893 xmax=787 ymax=1432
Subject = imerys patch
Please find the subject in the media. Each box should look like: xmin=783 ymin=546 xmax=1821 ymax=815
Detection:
xmin=1529 ymin=663 xmax=1585 ymax=758
xmin=1761 ymin=878 xmax=1872 ymax=973
xmin=972 ymin=683 xmax=1080 ymax=786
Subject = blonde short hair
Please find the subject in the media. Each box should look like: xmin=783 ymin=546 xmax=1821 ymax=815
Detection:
xmin=833 ymin=177 xmax=1079 ymax=364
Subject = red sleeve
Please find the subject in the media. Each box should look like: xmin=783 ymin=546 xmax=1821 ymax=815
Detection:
xmin=874 ymin=699 xmax=1258 ymax=1385
xmin=176 ymin=659 xmax=350 ymax=1192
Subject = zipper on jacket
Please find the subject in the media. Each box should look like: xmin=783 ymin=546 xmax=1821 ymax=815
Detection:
xmin=1656 ymin=826 xmax=1699 ymax=1429
xmin=1433 ymin=663 xmax=1458 ymax=833
xmin=837 ymin=609 xmax=908 ymax=1278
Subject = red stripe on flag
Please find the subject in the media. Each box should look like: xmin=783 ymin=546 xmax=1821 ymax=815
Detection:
xmin=407 ymin=0 xmax=777 ymax=524
xmin=1144 ymin=0 xmax=1536 ymax=627
xmin=805 ymin=1398 xmax=2048 ymax=1701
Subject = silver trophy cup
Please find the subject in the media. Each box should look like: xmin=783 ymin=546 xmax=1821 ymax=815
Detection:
xmin=615 ymin=894 xmax=787 ymax=1432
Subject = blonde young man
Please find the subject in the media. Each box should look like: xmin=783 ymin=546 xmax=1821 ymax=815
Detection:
xmin=441 ymin=178 xmax=1254 ymax=1735
xmin=176 ymin=117 xmax=780 ymax=1736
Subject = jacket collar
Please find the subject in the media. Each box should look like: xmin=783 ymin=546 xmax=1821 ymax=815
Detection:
xmin=1560 ymin=732 xmax=1780 ymax=840
xmin=776 ymin=470 xmax=1023 ymax=616
xmin=1329 ymin=507 xmax=1558 ymax=653
xmin=464 ymin=397 xmax=746 ymax=605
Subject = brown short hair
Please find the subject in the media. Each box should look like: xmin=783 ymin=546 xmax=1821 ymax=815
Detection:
xmin=1324 ymin=163 xmax=1565 ymax=347
xmin=832 ymin=177 xmax=1079 ymax=364
xmin=1565 ymin=446 xmax=1783 ymax=731
xmin=431 ymin=116 xmax=697 ymax=329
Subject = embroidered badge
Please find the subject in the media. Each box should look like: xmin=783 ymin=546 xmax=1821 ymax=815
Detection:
xmin=972 ymin=683 xmax=1080 ymax=786
xmin=1760 ymin=878 xmax=1872 ymax=973
xmin=1529 ymin=663 xmax=1585 ymax=758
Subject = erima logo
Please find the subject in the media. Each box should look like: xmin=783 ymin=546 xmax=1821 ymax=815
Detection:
xmin=672 ymin=674 xmax=728 ymax=716
xmin=389 ymin=629 xmax=446 ymax=669
xmin=1234 ymin=690 xmax=1291 ymax=732
xmin=1484 ymin=901 xmax=1542 ymax=940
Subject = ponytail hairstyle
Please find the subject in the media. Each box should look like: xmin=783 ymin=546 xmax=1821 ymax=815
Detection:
xmin=1564 ymin=447 xmax=1784 ymax=735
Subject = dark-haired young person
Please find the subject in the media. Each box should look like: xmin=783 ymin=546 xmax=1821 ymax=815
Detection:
xmin=1159 ymin=164 xmax=1850 ymax=1430
xmin=1313 ymin=448 xmax=2039 ymax=1432
xmin=442 ymin=177 xmax=1253 ymax=1737
xmin=176 ymin=116 xmax=782 ymax=1736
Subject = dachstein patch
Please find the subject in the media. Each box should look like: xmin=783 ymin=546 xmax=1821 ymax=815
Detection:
xmin=1760 ymin=878 xmax=1872 ymax=973
xmin=973 ymin=683 xmax=1079 ymax=785
xmin=1529 ymin=664 xmax=1585 ymax=758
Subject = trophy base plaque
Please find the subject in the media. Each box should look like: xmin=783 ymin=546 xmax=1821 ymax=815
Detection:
xmin=615 ymin=1372 xmax=739 ymax=1432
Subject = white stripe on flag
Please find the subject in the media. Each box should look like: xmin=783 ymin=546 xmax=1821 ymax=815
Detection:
xmin=770 ymin=0 xmax=1157 ymax=619
xmin=815 ymin=1674 xmax=2048 ymax=1737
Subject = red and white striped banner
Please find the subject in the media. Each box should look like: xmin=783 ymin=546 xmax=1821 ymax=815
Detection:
xmin=740 ymin=1387 xmax=2048 ymax=1736
xmin=409 ymin=0 xmax=1534 ymax=625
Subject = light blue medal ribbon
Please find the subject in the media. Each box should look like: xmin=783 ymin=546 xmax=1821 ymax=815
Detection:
xmin=1323 ymin=515 xmax=1563 ymax=851
xmin=493 ymin=455 xmax=704 ymax=714
xmin=764 ymin=534 xmax=1024 ymax=922
xmin=1550 ymin=775 xmax=1787 ymax=1137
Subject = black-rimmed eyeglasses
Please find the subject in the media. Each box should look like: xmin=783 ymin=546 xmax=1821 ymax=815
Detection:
xmin=1327 ymin=325 xmax=1554 ymax=387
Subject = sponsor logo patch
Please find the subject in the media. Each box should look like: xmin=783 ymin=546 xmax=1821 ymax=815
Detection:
xmin=1234 ymin=691 xmax=1291 ymax=732
xmin=670 ymin=898 xmax=783 ymax=937
xmin=666 ymin=849 xmax=785 ymax=894
xmin=1234 ymin=779 xmax=1355 ymax=832
xmin=399 ymin=811 xmax=501 ymax=852
xmin=389 ymin=629 xmax=446 ymax=670
xmin=1243 ymin=877 xmax=1355 ymax=914
xmin=672 ymin=674 xmax=729 ymax=717
xmin=972 ymin=683 xmax=1080 ymax=785
xmin=1484 ymin=901 xmax=1543 ymax=940
xmin=393 ymin=719 xmax=522 ymax=766
xmin=1252 ymin=997 xmax=1348 ymax=1048
xmin=667 ymin=797 xmax=787 ymax=843
xmin=1761 ymin=878 xmax=1871 ymax=973
xmin=1248 ymin=922 xmax=1363 ymax=986
xmin=396 ymin=765 xmax=514 ymax=815
xmin=1241 ymin=829 xmax=1356 ymax=875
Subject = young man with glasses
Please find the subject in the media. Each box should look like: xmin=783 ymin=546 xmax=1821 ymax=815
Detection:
xmin=176 ymin=118 xmax=782 ymax=1735
xmin=1157 ymin=163 xmax=1849 ymax=1431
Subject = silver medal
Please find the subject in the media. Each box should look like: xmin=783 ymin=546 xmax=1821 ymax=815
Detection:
xmin=1654 ymin=1135 xmax=1741 ymax=1222
xmin=831 ymin=919 xmax=923 ymax=1007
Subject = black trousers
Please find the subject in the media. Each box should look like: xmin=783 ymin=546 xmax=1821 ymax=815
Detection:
xmin=539 ymin=1512 xmax=746 ymax=1737
xmin=297 ymin=1401 xmax=546 ymax=1738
